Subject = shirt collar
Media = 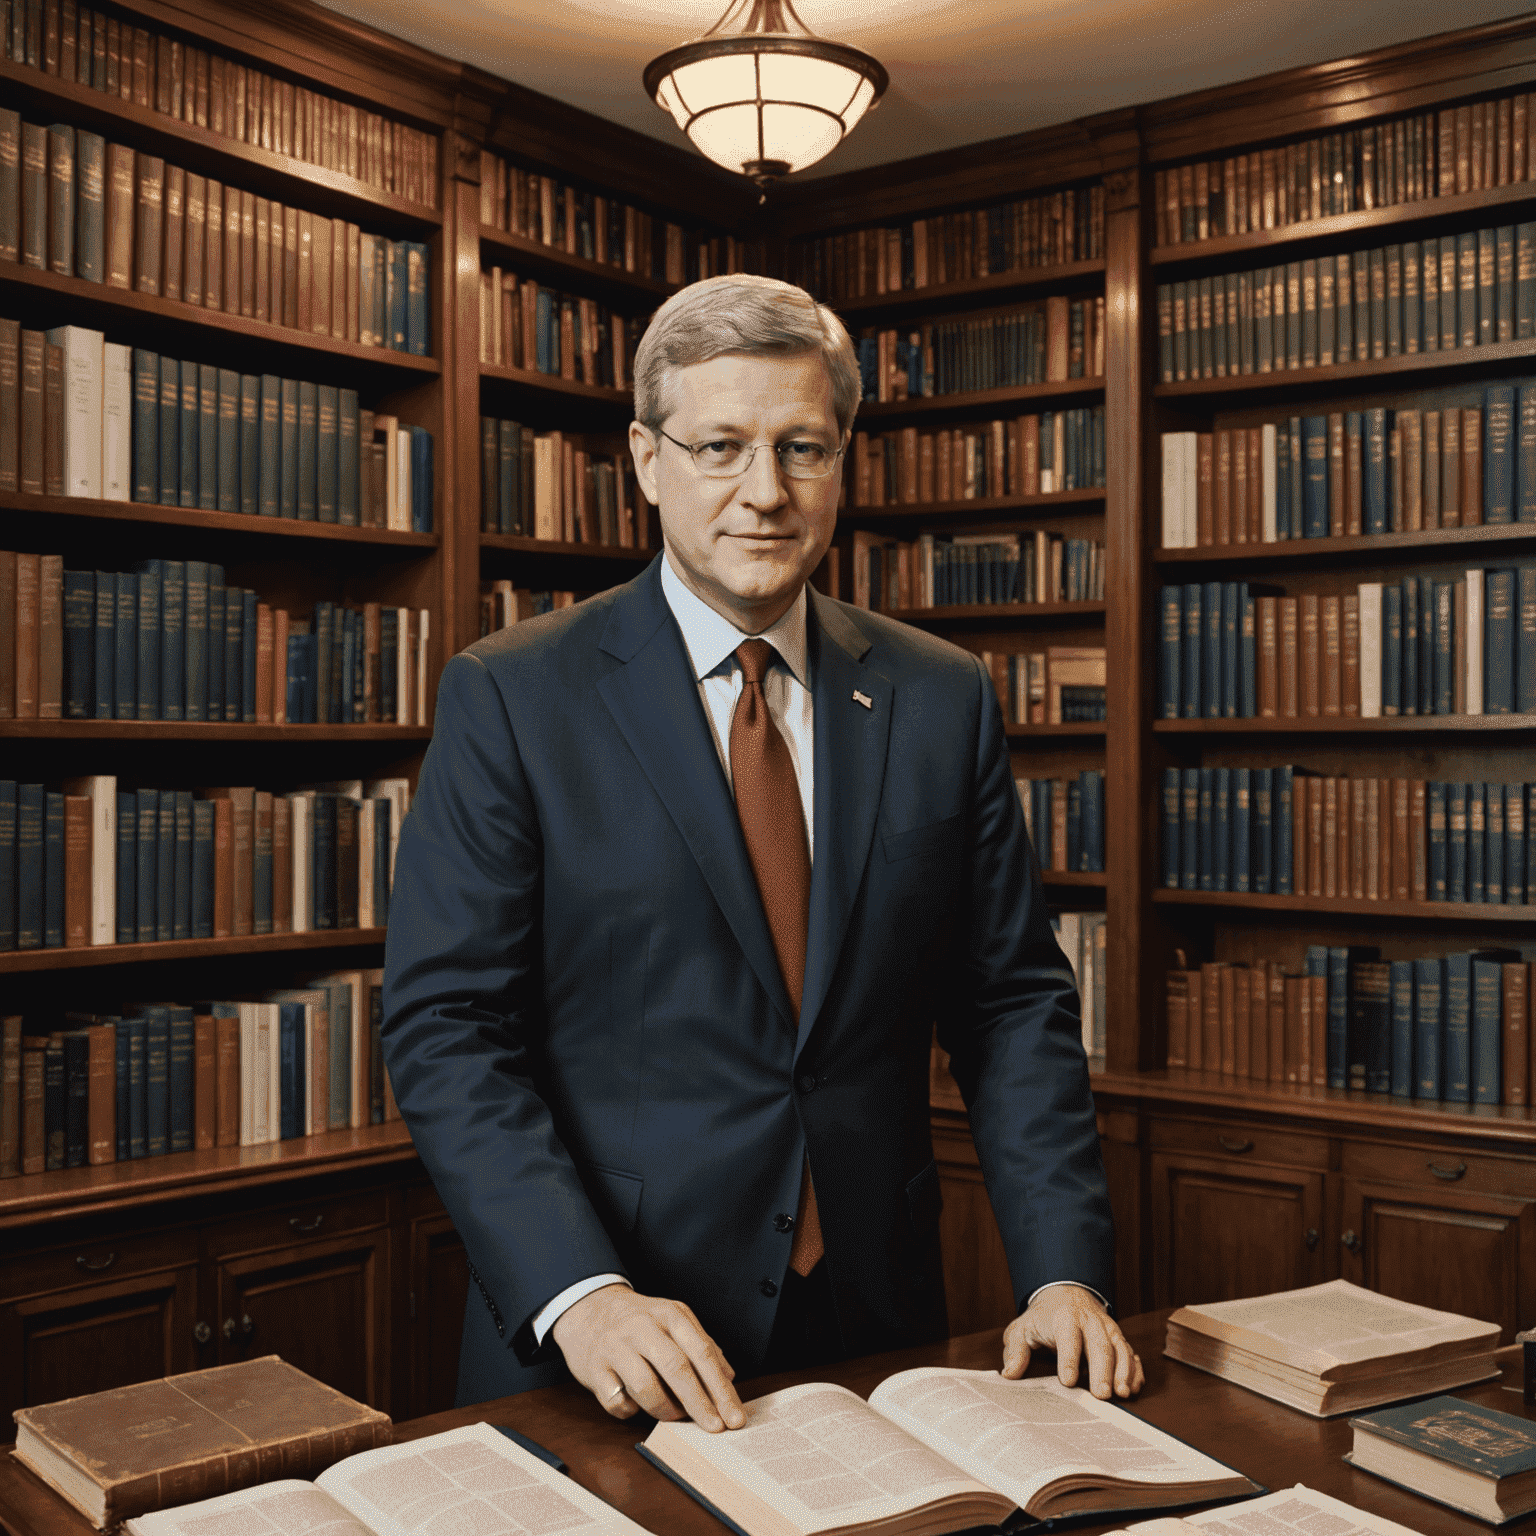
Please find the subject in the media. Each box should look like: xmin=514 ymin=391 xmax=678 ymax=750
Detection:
xmin=660 ymin=552 xmax=809 ymax=688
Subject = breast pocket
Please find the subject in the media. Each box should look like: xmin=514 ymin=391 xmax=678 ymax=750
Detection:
xmin=882 ymin=812 xmax=963 ymax=864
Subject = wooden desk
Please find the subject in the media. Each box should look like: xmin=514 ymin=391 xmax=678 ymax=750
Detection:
xmin=0 ymin=1310 xmax=1525 ymax=1536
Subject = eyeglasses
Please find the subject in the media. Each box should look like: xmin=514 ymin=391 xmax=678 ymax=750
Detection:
xmin=655 ymin=427 xmax=846 ymax=481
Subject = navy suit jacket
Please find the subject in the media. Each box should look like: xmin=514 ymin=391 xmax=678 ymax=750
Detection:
xmin=381 ymin=553 xmax=1114 ymax=1406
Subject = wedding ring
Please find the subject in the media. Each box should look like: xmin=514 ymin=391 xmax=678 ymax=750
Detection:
xmin=606 ymin=1384 xmax=628 ymax=1402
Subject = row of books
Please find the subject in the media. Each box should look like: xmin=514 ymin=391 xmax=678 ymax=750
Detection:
xmin=850 ymin=531 xmax=1103 ymax=612
xmin=1159 ymin=391 xmax=1536 ymax=547
xmin=786 ymin=185 xmax=1106 ymax=303
xmin=476 ymin=418 xmax=648 ymax=547
xmin=982 ymin=646 xmax=1106 ymax=726
xmin=0 ymin=775 xmax=407 ymax=953
xmin=1155 ymin=96 xmax=1526 ymax=245
xmin=1165 ymin=947 xmax=1534 ymax=1105
xmin=1161 ymin=766 xmax=1536 ymax=904
xmin=1156 ymin=572 xmax=1536 ymax=721
xmin=0 ymin=973 xmax=399 ymax=1177
xmin=478 ymin=586 xmax=577 ymax=634
xmin=0 ymin=114 xmax=432 ymax=353
xmin=1156 ymin=229 xmax=1536 ymax=385
xmin=1 ymin=3 xmax=437 ymax=205
xmin=1052 ymin=910 xmax=1107 ymax=1067
xmin=1017 ymin=772 xmax=1106 ymax=873
xmin=475 ymin=149 xmax=763 ymax=286
xmin=854 ymin=295 xmax=1103 ymax=402
xmin=3 ymin=323 xmax=432 ymax=530
xmin=851 ymin=407 xmax=1106 ymax=507
xmin=477 ymin=268 xmax=642 ymax=388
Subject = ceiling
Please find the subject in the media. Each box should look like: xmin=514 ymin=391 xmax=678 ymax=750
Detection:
xmin=318 ymin=0 xmax=1534 ymax=179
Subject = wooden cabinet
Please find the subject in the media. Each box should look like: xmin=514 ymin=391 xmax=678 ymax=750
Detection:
xmin=402 ymin=1189 xmax=470 ymax=1419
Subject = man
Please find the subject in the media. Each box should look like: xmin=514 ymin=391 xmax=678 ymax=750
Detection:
xmin=382 ymin=273 xmax=1141 ymax=1434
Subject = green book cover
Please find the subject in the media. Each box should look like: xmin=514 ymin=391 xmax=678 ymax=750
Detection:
xmin=258 ymin=374 xmax=281 ymax=517
xmin=238 ymin=374 xmax=259 ymax=516
xmin=280 ymin=378 xmax=299 ymax=517
xmin=338 ymin=388 xmax=359 ymax=526
xmin=297 ymin=380 xmax=317 ymax=520
xmin=316 ymin=383 xmax=338 ymax=523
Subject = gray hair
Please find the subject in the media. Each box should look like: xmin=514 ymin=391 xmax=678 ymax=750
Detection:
xmin=633 ymin=273 xmax=861 ymax=437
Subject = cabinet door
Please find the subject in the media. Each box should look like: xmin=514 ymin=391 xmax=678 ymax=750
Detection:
xmin=404 ymin=1210 xmax=469 ymax=1419
xmin=1150 ymin=1151 xmax=1326 ymax=1309
xmin=933 ymin=1119 xmax=1016 ymax=1335
xmin=1338 ymin=1176 xmax=1536 ymax=1343
xmin=212 ymin=1230 xmax=389 ymax=1408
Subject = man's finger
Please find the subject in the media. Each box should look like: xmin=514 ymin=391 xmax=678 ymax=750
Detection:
xmin=1112 ymin=1338 xmax=1137 ymax=1398
xmin=1001 ymin=1321 xmax=1032 ymax=1380
xmin=645 ymin=1337 xmax=729 ymax=1432
xmin=1080 ymin=1318 xmax=1117 ymax=1400
xmin=670 ymin=1318 xmax=746 ymax=1429
xmin=1054 ymin=1318 xmax=1084 ymax=1387
xmin=600 ymin=1376 xmax=638 ymax=1420
xmin=613 ymin=1349 xmax=686 ymax=1423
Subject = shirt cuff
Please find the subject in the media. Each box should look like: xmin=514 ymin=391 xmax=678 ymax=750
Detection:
xmin=1025 ymin=1280 xmax=1110 ymax=1313
xmin=531 ymin=1273 xmax=633 ymax=1346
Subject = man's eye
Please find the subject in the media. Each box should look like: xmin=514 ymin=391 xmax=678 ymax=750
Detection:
xmin=699 ymin=440 xmax=739 ymax=455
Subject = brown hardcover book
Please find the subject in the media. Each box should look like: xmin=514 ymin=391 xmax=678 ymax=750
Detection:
xmin=14 ymin=550 xmax=39 ymax=719
xmin=86 ymin=1020 xmax=114 ymax=1165
xmin=1308 ymin=974 xmax=1328 ymax=1086
xmin=12 ymin=1356 xmax=392 ymax=1529
xmin=0 ymin=549 xmax=14 ymax=718
xmin=161 ymin=163 xmax=184 ymax=302
xmin=1231 ymin=422 xmax=1248 ymax=539
xmin=331 ymin=216 xmax=347 ymax=340
xmin=1409 ymin=779 xmax=1428 ymax=901
xmin=20 ymin=1036 xmax=46 ymax=1174
xmin=1196 ymin=433 xmax=1214 ymax=544
xmin=133 ymin=153 xmax=163 ymax=295
xmin=104 ymin=142 xmax=133 ymax=289
xmin=1045 ymin=296 xmax=1069 ymax=380
xmin=1453 ymin=579 xmax=1467 ymax=715
xmin=63 ymin=793 xmax=90 ymax=947
xmin=1321 ymin=594 xmax=1341 ymax=715
xmin=1231 ymin=963 xmax=1249 ymax=1078
xmin=238 ymin=189 xmax=255 ymax=317
xmin=1299 ymin=593 xmax=1321 ymax=716
xmin=1327 ymin=413 xmax=1345 ymax=535
xmin=193 ymin=1013 xmax=216 ymax=1150
xmin=254 ymin=603 xmax=273 ymax=722
xmin=203 ymin=181 xmax=222 ymax=309
xmin=253 ymin=791 xmax=273 ymax=937
xmin=0 ymin=320 xmax=17 ymax=494
xmin=1246 ymin=429 xmax=1262 ymax=542
xmin=345 ymin=221 xmax=360 ymax=342
xmin=1365 ymin=778 xmax=1382 ymax=900
xmin=1256 ymin=595 xmax=1278 ymax=714
xmin=223 ymin=186 xmax=241 ymax=314
xmin=1218 ymin=963 xmax=1237 ymax=1075
xmin=130 ymin=27 xmax=151 ymax=106
xmin=1184 ymin=966 xmax=1203 ymax=1071
xmin=1441 ymin=406 xmax=1461 ymax=525
xmin=1322 ymin=777 xmax=1339 ymax=897
xmin=272 ymin=609 xmax=288 ymax=724
xmin=1341 ymin=593 xmax=1360 ymax=716
xmin=1422 ymin=409 xmax=1441 ymax=528
xmin=203 ymin=786 xmax=255 ymax=936
xmin=1267 ymin=963 xmax=1285 ymax=1085
xmin=1307 ymin=775 xmax=1325 ymax=897
xmin=1165 ymin=971 xmax=1188 ymax=1069
xmin=1247 ymin=963 xmax=1268 ymax=1083
xmin=183 ymin=173 xmax=205 ymax=308
xmin=1351 ymin=778 xmax=1367 ymax=899
xmin=1461 ymin=407 xmax=1482 ymax=525
xmin=272 ymin=795 xmax=292 ymax=934
xmin=296 ymin=209 xmax=313 ymax=332
xmin=211 ymin=795 xmax=233 ymax=939
xmin=1050 ymin=780 xmax=1068 ymax=871
xmin=253 ymin=196 xmax=269 ymax=322
xmin=1201 ymin=962 xmax=1224 ymax=1072
xmin=214 ymin=1013 xmax=239 ymax=1147
xmin=0 ymin=1016 xmax=19 ymax=1177
xmin=1213 ymin=429 xmax=1231 ymax=544
xmin=1285 ymin=973 xmax=1305 ymax=1084
xmin=1391 ymin=777 xmax=1410 ymax=900
xmin=311 ymin=212 xmax=332 ymax=335
xmin=38 ymin=551 xmax=61 ymax=718
xmin=1504 ymin=963 xmax=1530 ymax=1107
xmin=1289 ymin=774 xmax=1309 ymax=898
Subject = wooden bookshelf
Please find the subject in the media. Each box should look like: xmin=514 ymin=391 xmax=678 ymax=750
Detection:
xmin=478 ymin=225 xmax=673 ymax=304
xmin=480 ymin=534 xmax=652 ymax=562
xmin=890 ymin=600 xmax=1106 ymax=624
xmin=0 ymin=927 xmax=390 ymax=974
xmin=1043 ymin=870 xmax=1109 ymax=887
xmin=477 ymin=361 xmax=630 ymax=405
xmin=852 ymin=488 xmax=1106 ymax=518
xmin=833 ymin=259 xmax=1106 ymax=317
xmin=1005 ymin=722 xmax=1106 ymax=738
xmin=1153 ymin=889 xmax=1536 ymax=922
xmin=1155 ymin=714 xmax=1536 ymax=734
xmin=0 ymin=721 xmax=432 ymax=739
xmin=858 ymin=377 xmax=1104 ymax=419
xmin=1155 ymin=524 xmax=1536 ymax=566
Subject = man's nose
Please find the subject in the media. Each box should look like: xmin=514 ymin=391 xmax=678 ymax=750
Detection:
xmin=738 ymin=445 xmax=788 ymax=509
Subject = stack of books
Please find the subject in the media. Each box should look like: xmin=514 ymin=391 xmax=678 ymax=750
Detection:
xmin=1166 ymin=1279 xmax=1501 ymax=1415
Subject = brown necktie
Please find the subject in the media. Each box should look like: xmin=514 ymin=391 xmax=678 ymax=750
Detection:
xmin=730 ymin=639 xmax=823 ymax=1276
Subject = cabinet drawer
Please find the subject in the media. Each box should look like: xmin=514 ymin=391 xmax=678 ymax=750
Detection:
xmin=3 ymin=1226 xmax=198 ymax=1303
xmin=1341 ymin=1142 xmax=1536 ymax=1199
xmin=1149 ymin=1116 xmax=1330 ymax=1170
xmin=203 ymin=1191 xmax=389 ymax=1260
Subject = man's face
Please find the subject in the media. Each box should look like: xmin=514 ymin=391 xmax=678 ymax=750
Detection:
xmin=630 ymin=350 xmax=843 ymax=633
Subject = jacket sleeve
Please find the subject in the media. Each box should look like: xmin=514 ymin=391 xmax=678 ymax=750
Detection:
xmin=381 ymin=651 xmax=626 ymax=1363
xmin=935 ymin=652 xmax=1117 ymax=1314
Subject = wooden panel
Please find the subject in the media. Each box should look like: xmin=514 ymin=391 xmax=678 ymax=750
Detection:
xmin=3 ymin=1229 xmax=198 ymax=1303
xmin=406 ymin=1212 xmax=470 ymax=1419
xmin=201 ymin=1192 xmax=389 ymax=1260
xmin=1341 ymin=1143 xmax=1536 ymax=1200
xmin=1150 ymin=1151 xmax=1326 ymax=1308
xmin=931 ymin=1120 xmax=1016 ymax=1335
xmin=1148 ymin=1116 xmax=1331 ymax=1170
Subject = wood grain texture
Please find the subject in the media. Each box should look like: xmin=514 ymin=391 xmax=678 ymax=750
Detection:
xmin=833 ymin=260 xmax=1106 ymax=319
xmin=479 ymin=226 xmax=674 ymax=303
xmin=1155 ymin=524 xmax=1536 ymax=567
xmin=858 ymin=377 xmax=1104 ymax=421
xmin=1154 ymin=889 xmax=1536 ymax=923
xmin=0 ymin=928 xmax=388 ymax=976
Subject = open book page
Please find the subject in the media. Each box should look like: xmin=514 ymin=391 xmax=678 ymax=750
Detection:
xmin=1171 ymin=1281 xmax=1498 ymax=1379
xmin=124 ymin=1480 xmax=371 ymax=1536
xmin=315 ymin=1422 xmax=652 ymax=1536
xmin=1101 ymin=1483 xmax=1425 ymax=1536
xmin=644 ymin=1381 xmax=1007 ymax=1536
xmin=866 ymin=1370 xmax=1241 ymax=1512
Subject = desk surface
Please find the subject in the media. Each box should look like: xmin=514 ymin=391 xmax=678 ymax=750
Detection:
xmin=1 ymin=1310 xmax=1527 ymax=1536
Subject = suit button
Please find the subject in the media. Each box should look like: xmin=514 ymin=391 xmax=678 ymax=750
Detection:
xmin=774 ymin=1213 xmax=794 ymax=1233
xmin=797 ymin=1074 xmax=817 ymax=1094
xmin=760 ymin=1279 xmax=779 ymax=1297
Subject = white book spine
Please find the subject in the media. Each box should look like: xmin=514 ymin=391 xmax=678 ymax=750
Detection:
xmin=1181 ymin=432 xmax=1199 ymax=548
xmin=290 ymin=794 xmax=313 ymax=933
xmin=1261 ymin=422 xmax=1278 ymax=542
xmin=416 ymin=609 xmax=429 ymax=726
xmin=1465 ymin=568 xmax=1484 ymax=714
xmin=102 ymin=341 xmax=133 ymax=501
xmin=1358 ymin=583 xmax=1383 ymax=718
xmin=357 ymin=798 xmax=375 ymax=928
xmin=44 ymin=325 xmax=105 ymax=498
xmin=1160 ymin=434 xmax=1179 ymax=549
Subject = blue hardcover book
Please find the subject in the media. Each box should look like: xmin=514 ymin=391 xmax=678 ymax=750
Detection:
xmin=1159 ymin=586 xmax=1182 ymax=718
xmin=1413 ymin=955 xmax=1443 ymax=1100
xmin=1353 ymin=959 xmax=1392 ymax=1093
xmin=1485 ymin=385 xmax=1515 ymax=523
xmin=314 ymin=601 xmax=334 ymax=724
xmin=92 ymin=572 xmax=114 ymax=719
xmin=1066 ymin=778 xmax=1082 ymax=873
xmin=1433 ymin=581 xmax=1453 ymax=714
xmin=258 ymin=374 xmax=281 ymax=517
xmin=1520 ymin=568 xmax=1536 ymax=712
xmin=316 ymin=384 xmax=338 ymax=523
xmin=191 ymin=798 xmax=214 ymax=939
xmin=340 ymin=615 xmax=356 ymax=726
xmin=222 ymin=587 xmax=242 ymax=722
xmin=302 ymin=632 xmax=318 ymax=724
xmin=1388 ymin=959 xmax=1414 ymax=1098
xmin=286 ymin=635 xmax=306 ymax=723
xmin=1212 ymin=767 xmax=1231 ymax=891
xmin=241 ymin=590 xmax=257 ymax=722
xmin=380 ymin=609 xmax=397 ymax=722
xmin=1231 ymin=768 xmax=1251 ymax=893
xmin=1252 ymin=767 xmax=1273 ymax=894
xmin=1485 ymin=568 xmax=1516 ymax=715
xmin=177 ymin=359 xmax=197 ymax=508
xmin=14 ymin=784 xmax=42 ymax=950
xmin=1467 ymin=782 xmax=1486 ymax=903
xmin=1508 ymin=784 xmax=1527 ymax=904
xmin=157 ymin=355 xmax=179 ymax=506
xmin=1520 ymin=223 xmax=1536 ymax=339
xmin=167 ymin=1005 xmax=194 ymax=1151
xmin=1457 ymin=231 xmax=1478 ymax=348
xmin=61 ymin=1030 xmax=88 ymax=1167
xmin=1239 ymin=585 xmax=1256 ymax=718
xmin=142 ymin=1007 xmax=169 ymax=1156
xmin=238 ymin=375 xmax=259 ymax=516
xmin=1327 ymin=945 xmax=1376 ymax=1091
xmin=1443 ymin=952 xmax=1473 ymax=1103
xmin=159 ymin=559 xmax=185 ymax=721
xmin=373 ymin=798 xmax=391 ymax=924
xmin=197 ymin=363 xmax=218 ymax=509
xmin=42 ymin=791 xmax=63 ymax=947
xmin=113 ymin=570 xmax=136 ymax=719
xmin=125 ymin=1013 xmax=147 ymax=1157
xmin=172 ymin=790 xmax=192 ymax=941
xmin=131 ymin=349 xmax=158 ymax=502
xmin=113 ymin=790 xmax=135 ymax=944
xmin=1180 ymin=768 xmax=1199 ymax=890
xmin=278 ymin=1002 xmax=304 ymax=1139
xmin=1487 ymin=783 xmax=1504 ymax=904
xmin=1363 ymin=408 xmax=1387 ymax=534
xmin=1181 ymin=583 xmax=1201 ymax=717
xmin=1519 ymin=385 xmax=1536 ymax=523
xmin=62 ymin=569 xmax=93 ymax=717
xmin=297 ymin=380 xmax=317 ymax=520
xmin=1220 ymin=582 xmax=1238 ymax=717
xmin=338 ymin=388 xmax=359 ymax=525
xmin=206 ymin=584 xmax=225 ymax=723
xmin=280 ymin=377 xmax=299 ymax=517
xmin=406 ymin=242 xmax=429 ymax=356
xmin=1381 ymin=584 xmax=1402 ymax=716
xmin=154 ymin=788 xmax=175 ymax=941
xmin=1197 ymin=767 xmax=1215 ymax=891
xmin=1447 ymin=781 xmax=1468 ymax=901
xmin=1162 ymin=767 xmax=1181 ymax=888
xmin=1472 ymin=955 xmax=1506 ymax=1105
xmin=1301 ymin=415 xmax=1329 ymax=537
xmin=1288 ymin=416 xmax=1304 ymax=534
xmin=1427 ymin=781 xmax=1448 ymax=901
xmin=535 ymin=287 xmax=553 ymax=373
xmin=1498 ymin=224 xmax=1516 ymax=341
xmin=134 ymin=568 xmax=159 ymax=720
xmin=411 ymin=424 xmax=433 ymax=533
xmin=388 ymin=241 xmax=409 ymax=352
xmin=216 ymin=369 xmax=240 ymax=513
xmin=1402 ymin=240 xmax=1422 ymax=354
xmin=183 ymin=560 xmax=208 ymax=722
xmin=114 ymin=1019 xmax=130 ymax=1160
xmin=311 ymin=794 xmax=337 ymax=929
xmin=1202 ymin=581 xmax=1222 ymax=718
xmin=1478 ymin=228 xmax=1497 ymax=344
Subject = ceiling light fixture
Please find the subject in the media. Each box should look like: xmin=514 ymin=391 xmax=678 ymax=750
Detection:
xmin=643 ymin=0 xmax=887 ymax=190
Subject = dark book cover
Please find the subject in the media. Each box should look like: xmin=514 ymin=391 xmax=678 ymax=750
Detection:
xmin=114 ymin=1019 xmax=130 ymax=1161
xmin=286 ymin=634 xmax=307 ymax=724
xmin=132 ymin=568 xmax=158 ymax=722
xmin=373 ymin=798 xmax=391 ymax=925
xmin=1389 ymin=958 xmax=1414 ymax=1098
xmin=1519 ymin=223 xmax=1536 ymax=342
xmin=1486 ymin=569 xmax=1516 ymax=715
xmin=1472 ymin=954 xmax=1504 ymax=1104
xmin=311 ymin=793 xmax=336 ymax=929
xmin=191 ymin=797 xmax=214 ymax=939
xmin=155 ymin=353 xmax=179 ymax=506
xmin=1162 ymin=767 xmax=1181 ymax=888
xmin=258 ymin=374 xmax=281 ymax=517
xmin=0 ymin=781 xmax=14 ymax=953
xmin=1363 ymin=408 xmax=1387 ymax=535
xmin=157 ymin=559 xmax=184 ymax=721
xmin=1301 ymin=415 xmax=1328 ymax=537
xmin=1486 ymin=385 xmax=1515 ymax=525
xmin=1487 ymin=785 xmax=1505 ymax=904
xmin=183 ymin=560 xmax=208 ymax=723
xmin=379 ymin=608 xmax=397 ymax=723
xmin=223 ymin=586 xmax=242 ymax=722
xmin=206 ymin=584 xmax=225 ymax=723
xmin=316 ymin=383 xmax=338 ymax=522
xmin=1212 ymin=766 xmax=1231 ymax=891
xmin=1448 ymin=781 xmax=1468 ymax=902
xmin=1328 ymin=945 xmax=1378 ymax=1090
xmin=1402 ymin=577 xmax=1421 ymax=716
xmin=143 ymin=1005 xmax=169 ymax=1156
xmin=195 ymin=364 xmax=218 ymax=511
xmin=154 ymin=788 xmax=174 ymax=942
xmin=167 ymin=1005 xmax=193 ymax=1152
xmin=173 ymin=790 xmax=192 ymax=942
xmin=1468 ymin=783 xmax=1486 ymax=903
xmin=1353 ymin=1395 xmax=1536 ymax=1479
xmin=278 ymin=1002 xmax=304 ymax=1139
xmin=252 ymin=791 xmax=272 ymax=936
xmin=91 ymin=571 xmax=114 ymax=720
xmin=62 ymin=1029 xmax=88 ymax=1167
xmin=280 ymin=377 xmax=300 ymax=518
xmin=62 ymin=569 xmax=93 ymax=718
xmin=131 ymin=348 xmax=158 ymax=502
xmin=1220 ymin=581 xmax=1238 ymax=718
xmin=314 ymin=600 xmax=334 ymax=724
xmin=1478 ymin=227 xmax=1497 ymax=346
xmin=1382 ymin=584 xmax=1403 ymax=716
xmin=1180 ymin=767 xmax=1199 ymax=891
xmin=1231 ymin=767 xmax=1250 ymax=892
xmin=42 ymin=789 xmax=64 ymax=947
xmin=126 ymin=1012 xmax=147 ymax=1158
xmin=1351 ymin=959 xmax=1392 ymax=1093
xmin=43 ymin=1035 xmax=65 ymax=1170
xmin=1444 ymin=951 xmax=1474 ymax=1103
xmin=113 ymin=789 xmax=135 ymax=945
xmin=241 ymin=590 xmax=257 ymax=722
xmin=216 ymin=368 xmax=240 ymax=514
xmin=1201 ymin=580 xmax=1222 ymax=719
xmin=338 ymin=387 xmax=359 ymax=525
xmin=297 ymin=379 xmax=317 ymax=520
xmin=74 ymin=129 xmax=103 ymax=282
xmin=46 ymin=124 xmax=75 ymax=278
xmin=1158 ymin=586 xmax=1181 ymax=719
xmin=1196 ymin=766 xmax=1214 ymax=892
xmin=238 ymin=374 xmax=259 ymax=516
xmin=133 ymin=786 xmax=157 ymax=944
xmin=15 ymin=783 xmax=42 ymax=950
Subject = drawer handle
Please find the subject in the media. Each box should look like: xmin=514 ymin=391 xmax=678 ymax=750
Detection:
xmin=1304 ymin=1228 xmax=1319 ymax=1251
xmin=1428 ymin=1160 xmax=1467 ymax=1182
xmin=289 ymin=1213 xmax=325 ymax=1233
xmin=1342 ymin=1229 xmax=1363 ymax=1256
xmin=223 ymin=1314 xmax=255 ymax=1341
xmin=193 ymin=1322 xmax=212 ymax=1346
xmin=75 ymin=1252 xmax=116 ymax=1272
xmin=1217 ymin=1136 xmax=1253 ymax=1154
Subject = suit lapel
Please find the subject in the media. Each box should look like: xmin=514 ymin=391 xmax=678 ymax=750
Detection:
xmin=799 ymin=588 xmax=892 ymax=1057
xmin=595 ymin=559 xmax=797 ymax=1032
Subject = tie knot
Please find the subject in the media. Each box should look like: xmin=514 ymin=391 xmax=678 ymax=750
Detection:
xmin=736 ymin=638 xmax=775 ymax=686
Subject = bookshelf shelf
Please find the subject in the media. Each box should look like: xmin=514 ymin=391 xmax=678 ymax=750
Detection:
xmin=892 ymin=600 xmax=1105 ymax=624
xmin=1 ymin=492 xmax=439 ymax=547
xmin=478 ymin=225 xmax=673 ymax=303
xmin=480 ymin=534 xmax=653 ymax=562
xmin=0 ymin=265 xmax=442 ymax=377
xmin=1042 ymin=870 xmax=1109 ymax=886
xmin=1154 ymin=714 xmax=1536 ymax=735
xmin=0 ymin=927 xmax=389 ymax=975
xmin=0 ymin=1120 xmax=418 ymax=1229
xmin=478 ymin=362 xmax=631 ymax=405
xmin=0 ymin=722 xmax=432 ymax=740
xmin=858 ymin=377 xmax=1104 ymax=421
xmin=1005 ymin=722 xmax=1106 ymax=739
xmin=0 ymin=60 xmax=444 ymax=238
xmin=1154 ymin=524 xmax=1536 ymax=567
xmin=832 ymin=259 xmax=1107 ymax=318
xmin=1150 ymin=180 xmax=1536 ymax=270
xmin=1155 ymin=337 xmax=1536 ymax=399
xmin=1153 ymin=889 xmax=1536 ymax=922
xmin=850 ymin=488 xmax=1106 ymax=519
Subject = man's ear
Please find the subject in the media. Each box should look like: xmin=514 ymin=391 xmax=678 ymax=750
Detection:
xmin=629 ymin=421 xmax=660 ymax=507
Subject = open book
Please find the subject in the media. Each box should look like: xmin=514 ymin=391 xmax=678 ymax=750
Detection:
xmin=1097 ymin=1483 xmax=1424 ymax=1536
xmin=639 ymin=1370 xmax=1259 ymax=1536
xmin=123 ymin=1422 xmax=650 ymax=1536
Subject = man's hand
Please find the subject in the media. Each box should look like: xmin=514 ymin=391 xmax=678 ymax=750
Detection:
xmin=551 ymin=1284 xmax=747 ymax=1432
xmin=1001 ymin=1284 xmax=1143 ymax=1400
